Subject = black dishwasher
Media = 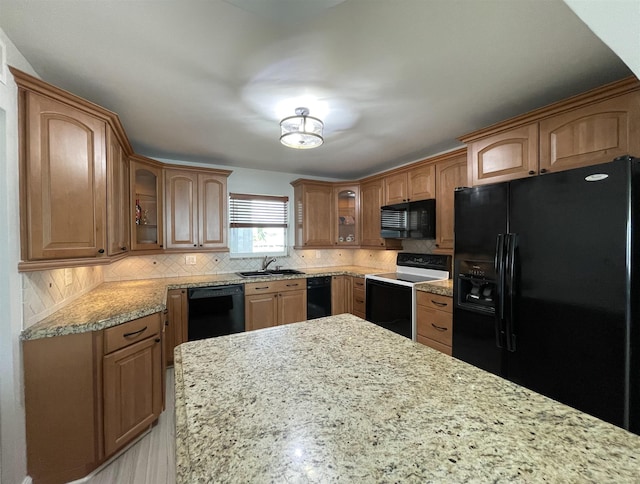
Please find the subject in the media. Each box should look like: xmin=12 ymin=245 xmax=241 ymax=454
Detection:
xmin=187 ymin=284 xmax=245 ymax=341
xmin=307 ymin=276 xmax=332 ymax=319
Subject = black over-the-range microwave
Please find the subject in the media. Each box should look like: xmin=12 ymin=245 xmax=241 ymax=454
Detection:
xmin=380 ymin=199 xmax=436 ymax=239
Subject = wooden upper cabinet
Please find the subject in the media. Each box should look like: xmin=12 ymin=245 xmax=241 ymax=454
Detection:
xmin=292 ymin=180 xmax=334 ymax=247
xmin=164 ymin=168 xmax=229 ymax=250
xmin=106 ymin=127 xmax=130 ymax=256
xmin=462 ymin=77 xmax=640 ymax=187
xmin=539 ymin=91 xmax=640 ymax=173
xmin=434 ymin=151 xmax=467 ymax=251
xmin=165 ymin=170 xmax=197 ymax=249
xmin=22 ymin=91 xmax=108 ymax=260
xmin=334 ymin=185 xmax=359 ymax=246
xmin=384 ymin=164 xmax=435 ymax=205
xmin=467 ymin=124 xmax=539 ymax=186
xmin=383 ymin=172 xmax=408 ymax=205
xmin=131 ymin=158 xmax=163 ymax=251
xmin=199 ymin=173 xmax=226 ymax=248
xmin=360 ymin=179 xmax=402 ymax=249
xmin=408 ymin=164 xmax=436 ymax=201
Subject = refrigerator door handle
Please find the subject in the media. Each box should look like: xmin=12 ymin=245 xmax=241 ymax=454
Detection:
xmin=494 ymin=234 xmax=506 ymax=348
xmin=504 ymin=233 xmax=518 ymax=352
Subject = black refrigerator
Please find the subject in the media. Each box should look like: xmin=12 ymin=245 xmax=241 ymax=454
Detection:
xmin=453 ymin=155 xmax=640 ymax=434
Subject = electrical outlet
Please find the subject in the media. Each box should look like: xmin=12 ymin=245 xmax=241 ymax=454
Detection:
xmin=64 ymin=268 xmax=73 ymax=286
xmin=185 ymin=255 xmax=197 ymax=265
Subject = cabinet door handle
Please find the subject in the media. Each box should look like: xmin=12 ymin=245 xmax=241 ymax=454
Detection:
xmin=123 ymin=326 xmax=148 ymax=338
xmin=431 ymin=300 xmax=448 ymax=307
xmin=431 ymin=323 xmax=448 ymax=332
xmin=528 ymin=170 xmax=536 ymax=175
xmin=98 ymin=248 xmax=105 ymax=254
xmin=121 ymin=246 xmax=127 ymax=251
xmin=355 ymin=298 xmax=364 ymax=303
xmin=155 ymin=338 xmax=161 ymax=343
xmin=540 ymin=168 xmax=548 ymax=174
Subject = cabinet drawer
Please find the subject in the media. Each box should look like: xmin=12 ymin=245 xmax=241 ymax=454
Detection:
xmin=417 ymin=334 xmax=452 ymax=356
xmin=416 ymin=305 xmax=452 ymax=346
xmin=352 ymin=287 xmax=365 ymax=315
xmin=104 ymin=312 xmax=162 ymax=354
xmin=416 ymin=291 xmax=453 ymax=313
xmin=244 ymin=278 xmax=305 ymax=296
xmin=352 ymin=277 xmax=365 ymax=291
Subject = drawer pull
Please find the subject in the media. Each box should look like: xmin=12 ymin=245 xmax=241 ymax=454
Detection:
xmin=431 ymin=323 xmax=448 ymax=332
xmin=255 ymin=286 xmax=270 ymax=290
xmin=431 ymin=300 xmax=448 ymax=307
xmin=286 ymin=283 xmax=299 ymax=287
xmin=123 ymin=326 xmax=148 ymax=338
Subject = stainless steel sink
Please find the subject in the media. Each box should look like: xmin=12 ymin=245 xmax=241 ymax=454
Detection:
xmin=236 ymin=269 xmax=305 ymax=278
xmin=267 ymin=269 xmax=305 ymax=275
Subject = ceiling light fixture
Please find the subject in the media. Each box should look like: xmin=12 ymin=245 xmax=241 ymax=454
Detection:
xmin=280 ymin=107 xmax=324 ymax=149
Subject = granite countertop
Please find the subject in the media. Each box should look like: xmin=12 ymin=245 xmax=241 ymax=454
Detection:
xmin=174 ymin=314 xmax=640 ymax=483
xmin=23 ymin=265 xmax=454 ymax=341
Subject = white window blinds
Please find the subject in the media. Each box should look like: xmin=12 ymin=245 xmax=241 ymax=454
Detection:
xmin=229 ymin=193 xmax=289 ymax=228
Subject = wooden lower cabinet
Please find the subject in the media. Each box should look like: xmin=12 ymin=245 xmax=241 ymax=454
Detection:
xmin=416 ymin=292 xmax=453 ymax=356
xmin=166 ymin=288 xmax=188 ymax=366
xmin=103 ymin=331 xmax=163 ymax=456
xmin=245 ymin=279 xmax=306 ymax=330
xmin=331 ymin=275 xmax=351 ymax=315
xmin=352 ymin=276 xmax=366 ymax=319
xmin=23 ymin=313 xmax=164 ymax=484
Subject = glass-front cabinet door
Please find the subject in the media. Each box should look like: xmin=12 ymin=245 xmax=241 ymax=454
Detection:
xmin=334 ymin=185 xmax=359 ymax=246
xmin=130 ymin=158 xmax=163 ymax=250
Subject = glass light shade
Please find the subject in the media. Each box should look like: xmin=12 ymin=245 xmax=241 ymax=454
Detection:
xmin=280 ymin=108 xmax=324 ymax=149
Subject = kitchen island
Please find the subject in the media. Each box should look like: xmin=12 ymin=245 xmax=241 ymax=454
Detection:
xmin=175 ymin=314 xmax=640 ymax=482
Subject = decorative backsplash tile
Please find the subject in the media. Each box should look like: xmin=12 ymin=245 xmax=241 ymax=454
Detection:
xmin=22 ymin=266 xmax=103 ymax=328
xmin=103 ymin=248 xmax=400 ymax=282
xmin=22 ymin=240 xmax=438 ymax=326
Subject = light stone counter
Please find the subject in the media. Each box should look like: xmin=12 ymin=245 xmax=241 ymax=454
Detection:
xmin=174 ymin=314 xmax=640 ymax=483
xmin=24 ymin=265 xmax=435 ymax=340
xmin=416 ymin=278 xmax=453 ymax=297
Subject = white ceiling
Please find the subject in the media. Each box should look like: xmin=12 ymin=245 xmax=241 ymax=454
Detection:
xmin=0 ymin=0 xmax=632 ymax=179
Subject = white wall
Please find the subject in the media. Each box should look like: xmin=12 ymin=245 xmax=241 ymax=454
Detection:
xmin=563 ymin=0 xmax=640 ymax=79
xmin=0 ymin=28 xmax=38 ymax=484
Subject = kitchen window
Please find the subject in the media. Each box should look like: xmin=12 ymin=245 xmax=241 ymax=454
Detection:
xmin=229 ymin=193 xmax=288 ymax=257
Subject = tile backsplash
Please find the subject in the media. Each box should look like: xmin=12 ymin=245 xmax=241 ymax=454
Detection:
xmin=22 ymin=266 xmax=104 ymax=328
xmin=103 ymin=248 xmax=399 ymax=281
xmin=22 ymin=240 xmax=440 ymax=327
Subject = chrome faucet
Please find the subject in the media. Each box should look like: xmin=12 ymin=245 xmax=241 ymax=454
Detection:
xmin=261 ymin=256 xmax=277 ymax=270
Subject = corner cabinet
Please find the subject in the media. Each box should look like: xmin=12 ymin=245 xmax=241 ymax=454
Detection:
xmin=12 ymin=67 xmax=135 ymax=270
xmin=164 ymin=168 xmax=230 ymax=250
xmin=291 ymin=180 xmax=334 ymax=248
xmin=23 ymin=313 xmax=164 ymax=484
xmin=130 ymin=156 xmax=164 ymax=251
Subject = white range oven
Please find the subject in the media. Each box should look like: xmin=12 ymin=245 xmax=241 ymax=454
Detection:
xmin=365 ymin=253 xmax=451 ymax=340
